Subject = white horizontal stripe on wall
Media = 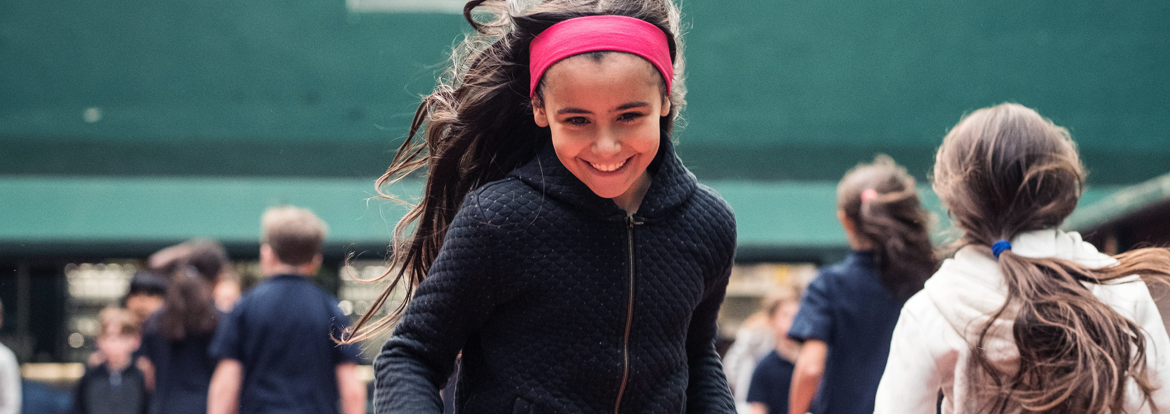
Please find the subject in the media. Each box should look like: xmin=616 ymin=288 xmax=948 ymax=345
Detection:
xmin=347 ymin=0 xmax=465 ymax=13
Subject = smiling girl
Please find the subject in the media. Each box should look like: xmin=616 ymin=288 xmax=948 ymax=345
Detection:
xmin=347 ymin=1 xmax=738 ymax=413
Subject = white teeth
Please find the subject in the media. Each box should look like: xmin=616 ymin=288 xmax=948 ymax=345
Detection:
xmin=589 ymin=160 xmax=626 ymax=172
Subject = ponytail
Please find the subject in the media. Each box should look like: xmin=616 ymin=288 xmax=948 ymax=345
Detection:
xmin=158 ymin=267 xmax=219 ymax=341
xmin=156 ymin=239 xmax=225 ymax=341
xmin=972 ymin=248 xmax=1170 ymax=413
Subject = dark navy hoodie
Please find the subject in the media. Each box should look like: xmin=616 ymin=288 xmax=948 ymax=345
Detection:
xmin=374 ymin=135 xmax=737 ymax=414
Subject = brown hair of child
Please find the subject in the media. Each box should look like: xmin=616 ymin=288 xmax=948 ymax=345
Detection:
xmin=261 ymin=206 xmax=328 ymax=266
xmin=158 ymin=239 xmax=227 ymax=341
xmin=838 ymin=155 xmax=938 ymax=298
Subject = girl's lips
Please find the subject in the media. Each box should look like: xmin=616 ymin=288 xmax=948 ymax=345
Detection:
xmin=587 ymin=156 xmax=631 ymax=173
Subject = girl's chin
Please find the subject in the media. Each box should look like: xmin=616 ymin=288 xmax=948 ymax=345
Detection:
xmin=583 ymin=180 xmax=633 ymax=200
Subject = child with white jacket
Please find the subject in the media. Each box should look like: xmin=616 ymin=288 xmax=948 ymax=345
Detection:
xmin=874 ymin=103 xmax=1170 ymax=414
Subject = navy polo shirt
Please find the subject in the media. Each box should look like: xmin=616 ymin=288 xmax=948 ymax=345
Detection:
xmin=746 ymin=350 xmax=794 ymax=414
xmin=787 ymin=251 xmax=908 ymax=414
xmin=208 ymin=274 xmax=362 ymax=414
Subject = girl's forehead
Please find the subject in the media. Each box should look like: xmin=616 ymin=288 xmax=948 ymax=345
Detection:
xmin=542 ymin=53 xmax=662 ymax=94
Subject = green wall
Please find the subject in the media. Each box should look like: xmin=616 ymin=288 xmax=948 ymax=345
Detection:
xmin=2 ymin=0 xmax=1167 ymax=183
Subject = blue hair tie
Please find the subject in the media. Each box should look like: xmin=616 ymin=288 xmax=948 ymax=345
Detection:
xmin=992 ymin=240 xmax=1012 ymax=258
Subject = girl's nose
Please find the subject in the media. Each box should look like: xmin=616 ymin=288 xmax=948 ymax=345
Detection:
xmin=592 ymin=130 xmax=621 ymax=156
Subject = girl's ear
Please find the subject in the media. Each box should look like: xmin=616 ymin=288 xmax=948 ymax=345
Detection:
xmin=532 ymin=100 xmax=549 ymax=127
xmin=660 ymin=96 xmax=671 ymax=117
xmin=837 ymin=210 xmax=856 ymax=235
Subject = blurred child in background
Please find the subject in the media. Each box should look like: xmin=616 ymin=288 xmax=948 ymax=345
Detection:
xmin=745 ymin=286 xmax=802 ymax=414
xmin=72 ymin=308 xmax=148 ymax=414
xmin=788 ymin=155 xmax=937 ymax=414
xmin=122 ymin=271 xmax=168 ymax=325
xmin=724 ymin=305 xmax=780 ymax=408
xmin=140 ymin=240 xmax=227 ymax=414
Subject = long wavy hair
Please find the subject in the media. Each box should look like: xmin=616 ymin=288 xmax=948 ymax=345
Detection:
xmin=345 ymin=0 xmax=687 ymax=342
xmin=837 ymin=155 xmax=938 ymax=298
xmin=934 ymin=103 xmax=1170 ymax=413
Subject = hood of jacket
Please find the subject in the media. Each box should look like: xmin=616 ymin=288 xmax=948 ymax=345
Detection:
xmin=507 ymin=131 xmax=698 ymax=224
xmin=924 ymin=229 xmax=1120 ymax=364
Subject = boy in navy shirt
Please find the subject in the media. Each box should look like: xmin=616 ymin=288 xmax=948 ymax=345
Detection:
xmin=207 ymin=206 xmax=365 ymax=414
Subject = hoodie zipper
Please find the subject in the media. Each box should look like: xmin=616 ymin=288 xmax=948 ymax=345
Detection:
xmin=614 ymin=215 xmax=642 ymax=414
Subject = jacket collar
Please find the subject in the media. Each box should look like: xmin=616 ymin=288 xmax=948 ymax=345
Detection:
xmin=509 ymin=131 xmax=697 ymax=223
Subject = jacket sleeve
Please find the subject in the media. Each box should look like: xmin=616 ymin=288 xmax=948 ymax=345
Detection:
xmin=373 ymin=192 xmax=512 ymax=413
xmin=873 ymin=302 xmax=941 ymax=414
xmin=1128 ymin=281 xmax=1170 ymax=411
xmin=684 ymin=212 xmax=737 ymax=414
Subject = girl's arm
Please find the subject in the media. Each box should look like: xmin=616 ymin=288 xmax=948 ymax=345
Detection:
xmin=873 ymin=305 xmax=941 ymax=414
xmin=335 ymin=362 xmax=366 ymax=414
xmin=374 ymin=193 xmax=513 ymax=413
xmin=789 ymin=339 xmax=826 ymax=414
xmin=684 ymin=218 xmax=738 ymax=414
xmin=206 ymin=358 xmax=243 ymax=414
xmin=684 ymin=269 xmax=736 ymax=414
xmin=785 ymin=270 xmax=833 ymax=414
xmin=748 ymin=402 xmax=769 ymax=414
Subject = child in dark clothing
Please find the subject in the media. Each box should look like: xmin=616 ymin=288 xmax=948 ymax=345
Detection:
xmin=746 ymin=287 xmax=801 ymax=414
xmin=787 ymin=156 xmax=937 ymax=414
xmin=73 ymin=308 xmax=148 ymax=414
xmin=140 ymin=240 xmax=228 ymax=414
xmin=347 ymin=1 xmax=738 ymax=413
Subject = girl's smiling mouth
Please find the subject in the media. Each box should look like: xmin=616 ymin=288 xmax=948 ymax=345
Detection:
xmin=587 ymin=156 xmax=631 ymax=173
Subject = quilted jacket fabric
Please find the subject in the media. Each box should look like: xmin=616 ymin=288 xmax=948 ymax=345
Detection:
xmin=373 ymin=135 xmax=738 ymax=414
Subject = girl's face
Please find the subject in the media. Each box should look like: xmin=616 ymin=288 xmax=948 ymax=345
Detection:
xmin=534 ymin=53 xmax=670 ymax=208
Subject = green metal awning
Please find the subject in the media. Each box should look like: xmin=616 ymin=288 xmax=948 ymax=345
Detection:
xmin=0 ymin=176 xmax=1123 ymax=260
xmin=0 ymin=177 xmax=412 ymax=257
xmin=1065 ymin=171 xmax=1170 ymax=232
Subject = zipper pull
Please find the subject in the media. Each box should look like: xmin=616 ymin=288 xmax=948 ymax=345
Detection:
xmin=625 ymin=215 xmax=643 ymax=228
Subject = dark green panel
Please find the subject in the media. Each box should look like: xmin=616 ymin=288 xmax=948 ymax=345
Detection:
xmin=0 ymin=0 xmax=461 ymax=140
xmin=682 ymin=0 xmax=1170 ymax=152
xmin=1 ymin=0 xmax=1167 ymax=182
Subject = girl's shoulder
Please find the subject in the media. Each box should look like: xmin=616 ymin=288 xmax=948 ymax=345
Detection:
xmin=688 ymin=183 xmax=736 ymax=229
xmin=461 ymin=176 xmax=552 ymax=223
xmin=693 ymin=183 xmax=735 ymax=215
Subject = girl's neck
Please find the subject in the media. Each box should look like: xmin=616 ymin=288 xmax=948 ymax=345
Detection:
xmin=613 ymin=171 xmax=653 ymax=215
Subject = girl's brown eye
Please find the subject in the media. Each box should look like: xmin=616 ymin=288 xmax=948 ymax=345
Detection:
xmin=565 ymin=117 xmax=589 ymax=126
xmin=618 ymin=112 xmax=643 ymax=122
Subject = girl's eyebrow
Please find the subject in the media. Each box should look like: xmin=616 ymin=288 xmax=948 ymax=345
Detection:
xmin=615 ymin=102 xmax=650 ymax=111
xmin=555 ymin=102 xmax=650 ymax=115
xmin=556 ymin=107 xmax=592 ymax=115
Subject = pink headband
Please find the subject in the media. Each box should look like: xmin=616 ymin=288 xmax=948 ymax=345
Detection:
xmin=529 ymin=15 xmax=673 ymax=98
